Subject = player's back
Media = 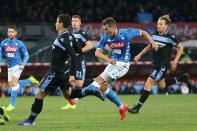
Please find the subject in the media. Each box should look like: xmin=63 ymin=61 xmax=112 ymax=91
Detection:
xmin=51 ymin=31 xmax=78 ymax=75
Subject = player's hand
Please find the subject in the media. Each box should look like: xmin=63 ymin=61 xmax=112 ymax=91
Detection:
xmin=152 ymin=42 xmax=159 ymax=51
xmin=0 ymin=67 xmax=1 ymax=73
xmin=69 ymin=76 xmax=75 ymax=87
xmin=108 ymin=59 xmax=116 ymax=65
xmin=134 ymin=55 xmax=141 ymax=62
xmin=171 ymin=61 xmax=178 ymax=71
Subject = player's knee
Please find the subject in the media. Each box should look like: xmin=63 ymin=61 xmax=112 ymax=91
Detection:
xmin=8 ymin=81 xmax=17 ymax=87
xmin=144 ymin=77 xmax=156 ymax=91
xmin=35 ymin=91 xmax=46 ymax=100
xmin=8 ymin=81 xmax=13 ymax=87
xmin=75 ymin=80 xmax=84 ymax=88
xmin=100 ymin=83 xmax=108 ymax=92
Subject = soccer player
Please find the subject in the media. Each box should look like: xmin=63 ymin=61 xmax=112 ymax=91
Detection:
xmin=128 ymin=14 xmax=184 ymax=114
xmin=0 ymin=26 xmax=39 ymax=111
xmin=70 ymin=17 xmax=159 ymax=120
xmin=16 ymin=14 xmax=103 ymax=126
xmin=61 ymin=15 xmax=93 ymax=110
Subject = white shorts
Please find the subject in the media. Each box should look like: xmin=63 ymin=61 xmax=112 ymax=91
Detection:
xmin=100 ymin=61 xmax=130 ymax=82
xmin=8 ymin=65 xmax=23 ymax=82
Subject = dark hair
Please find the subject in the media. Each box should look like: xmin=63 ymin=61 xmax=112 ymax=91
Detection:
xmin=8 ymin=25 xmax=17 ymax=31
xmin=72 ymin=15 xmax=81 ymax=21
xmin=159 ymin=14 xmax=171 ymax=25
xmin=58 ymin=14 xmax=71 ymax=28
xmin=102 ymin=17 xmax=116 ymax=27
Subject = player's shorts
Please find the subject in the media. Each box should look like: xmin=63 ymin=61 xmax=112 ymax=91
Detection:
xmin=64 ymin=58 xmax=86 ymax=81
xmin=40 ymin=70 xmax=70 ymax=94
xmin=8 ymin=65 xmax=23 ymax=81
xmin=75 ymin=59 xmax=86 ymax=80
xmin=150 ymin=66 xmax=167 ymax=82
xmin=100 ymin=61 xmax=130 ymax=82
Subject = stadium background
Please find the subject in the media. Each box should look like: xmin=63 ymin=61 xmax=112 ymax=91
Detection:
xmin=0 ymin=0 xmax=197 ymax=96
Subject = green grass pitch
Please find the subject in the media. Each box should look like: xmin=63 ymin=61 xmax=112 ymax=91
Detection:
xmin=0 ymin=95 xmax=197 ymax=131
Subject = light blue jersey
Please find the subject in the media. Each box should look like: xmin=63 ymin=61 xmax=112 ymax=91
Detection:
xmin=0 ymin=38 xmax=29 ymax=68
xmin=97 ymin=28 xmax=141 ymax=62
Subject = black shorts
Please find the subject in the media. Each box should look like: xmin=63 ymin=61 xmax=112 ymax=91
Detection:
xmin=150 ymin=66 xmax=167 ymax=82
xmin=64 ymin=58 xmax=86 ymax=81
xmin=40 ymin=70 xmax=70 ymax=94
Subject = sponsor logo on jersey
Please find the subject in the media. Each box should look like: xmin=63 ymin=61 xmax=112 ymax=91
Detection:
xmin=107 ymin=41 xmax=125 ymax=49
xmin=4 ymin=46 xmax=17 ymax=52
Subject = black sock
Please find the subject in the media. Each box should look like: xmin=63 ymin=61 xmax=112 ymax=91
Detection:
xmin=165 ymin=77 xmax=177 ymax=87
xmin=83 ymin=78 xmax=94 ymax=87
xmin=28 ymin=98 xmax=43 ymax=121
xmin=70 ymin=89 xmax=84 ymax=99
xmin=136 ymin=90 xmax=150 ymax=109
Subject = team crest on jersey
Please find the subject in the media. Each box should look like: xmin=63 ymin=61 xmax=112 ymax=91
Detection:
xmin=107 ymin=41 xmax=125 ymax=49
xmin=4 ymin=46 xmax=17 ymax=52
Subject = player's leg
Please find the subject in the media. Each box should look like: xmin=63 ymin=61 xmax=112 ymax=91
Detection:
xmin=157 ymin=78 xmax=172 ymax=94
xmin=6 ymin=66 xmax=21 ymax=111
xmin=16 ymin=91 xmax=47 ymax=126
xmin=17 ymin=70 xmax=57 ymax=126
xmin=61 ymin=60 xmax=86 ymax=110
xmin=18 ymin=76 xmax=40 ymax=88
xmin=128 ymin=66 xmax=167 ymax=114
xmin=128 ymin=77 xmax=155 ymax=114
xmin=68 ymin=76 xmax=105 ymax=104
xmin=99 ymin=62 xmax=129 ymax=120
xmin=165 ymin=73 xmax=194 ymax=91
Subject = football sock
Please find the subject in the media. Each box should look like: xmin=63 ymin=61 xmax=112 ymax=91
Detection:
xmin=28 ymin=98 xmax=43 ymax=121
xmin=136 ymin=90 xmax=150 ymax=109
xmin=105 ymin=88 xmax=122 ymax=108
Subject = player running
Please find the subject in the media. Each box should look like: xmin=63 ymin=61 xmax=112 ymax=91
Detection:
xmin=128 ymin=14 xmax=186 ymax=114
xmin=16 ymin=14 xmax=103 ymax=126
xmin=0 ymin=26 xmax=39 ymax=111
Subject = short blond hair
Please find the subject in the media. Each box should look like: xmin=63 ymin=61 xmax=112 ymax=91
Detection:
xmin=159 ymin=14 xmax=171 ymax=25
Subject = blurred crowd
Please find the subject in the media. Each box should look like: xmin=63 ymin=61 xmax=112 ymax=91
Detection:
xmin=0 ymin=80 xmax=197 ymax=98
xmin=0 ymin=0 xmax=196 ymax=23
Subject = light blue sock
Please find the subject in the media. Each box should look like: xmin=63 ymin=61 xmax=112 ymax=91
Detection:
xmin=19 ymin=79 xmax=31 ymax=88
xmin=10 ymin=88 xmax=19 ymax=106
xmin=105 ymin=88 xmax=122 ymax=107
xmin=81 ymin=81 xmax=100 ymax=96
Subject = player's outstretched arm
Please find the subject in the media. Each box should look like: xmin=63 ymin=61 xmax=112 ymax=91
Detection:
xmin=82 ymin=40 xmax=93 ymax=52
xmin=95 ymin=48 xmax=116 ymax=65
xmin=141 ymin=30 xmax=159 ymax=51
xmin=134 ymin=44 xmax=152 ymax=62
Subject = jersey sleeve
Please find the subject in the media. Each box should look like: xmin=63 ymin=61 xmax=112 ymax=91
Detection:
xmin=126 ymin=28 xmax=141 ymax=40
xmin=19 ymin=41 xmax=29 ymax=66
xmin=97 ymin=35 xmax=107 ymax=50
xmin=81 ymin=31 xmax=89 ymax=42
xmin=170 ymin=35 xmax=179 ymax=46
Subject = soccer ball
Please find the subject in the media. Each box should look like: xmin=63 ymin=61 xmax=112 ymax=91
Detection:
xmin=180 ymin=85 xmax=189 ymax=95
